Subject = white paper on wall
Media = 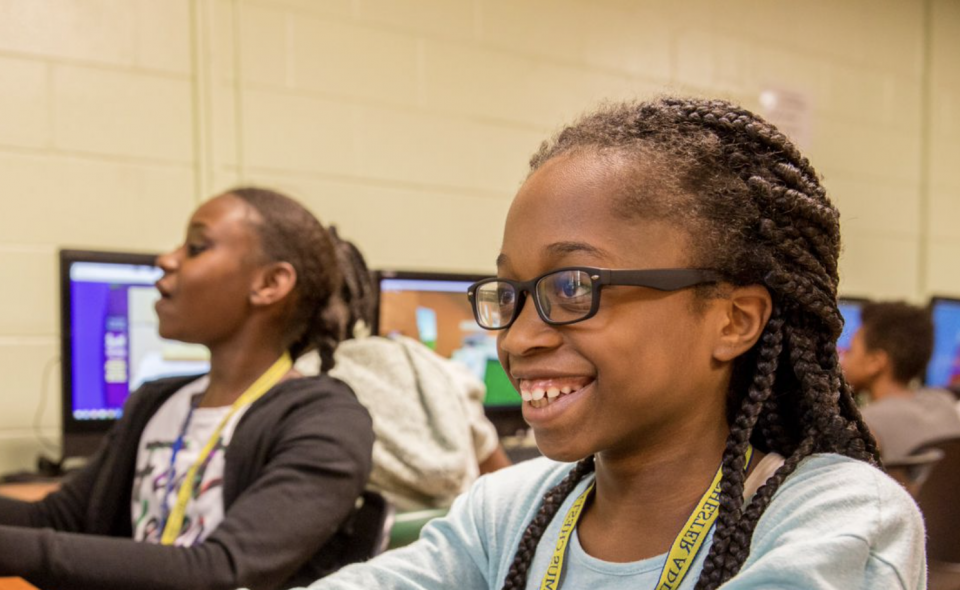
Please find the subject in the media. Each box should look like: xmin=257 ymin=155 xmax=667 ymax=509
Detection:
xmin=759 ymin=87 xmax=814 ymax=150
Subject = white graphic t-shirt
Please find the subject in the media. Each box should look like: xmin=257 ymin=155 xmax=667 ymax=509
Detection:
xmin=131 ymin=376 xmax=252 ymax=546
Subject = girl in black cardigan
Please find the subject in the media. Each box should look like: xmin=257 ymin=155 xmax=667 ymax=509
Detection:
xmin=0 ymin=188 xmax=374 ymax=590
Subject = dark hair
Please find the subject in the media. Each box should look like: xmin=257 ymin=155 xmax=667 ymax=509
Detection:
xmin=500 ymin=97 xmax=880 ymax=590
xmin=229 ymin=187 xmax=345 ymax=372
xmin=328 ymin=227 xmax=377 ymax=339
xmin=860 ymin=301 xmax=934 ymax=383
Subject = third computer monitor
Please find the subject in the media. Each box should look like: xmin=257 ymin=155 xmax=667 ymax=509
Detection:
xmin=926 ymin=297 xmax=960 ymax=389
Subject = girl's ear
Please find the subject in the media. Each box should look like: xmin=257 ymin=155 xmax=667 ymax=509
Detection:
xmin=712 ymin=285 xmax=773 ymax=362
xmin=249 ymin=261 xmax=298 ymax=307
xmin=862 ymin=347 xmax=890 ymax=377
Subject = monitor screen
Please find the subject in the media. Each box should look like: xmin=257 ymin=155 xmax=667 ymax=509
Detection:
xmin=373 ymin=271 xmax=520 ymax=410
xmin=926 ymin=298 xmax=960 ymax=388
xmin=60 ymin=249 xmax=209 ymax=457
xmin=837 ymin=298 xmax=867 ymax=362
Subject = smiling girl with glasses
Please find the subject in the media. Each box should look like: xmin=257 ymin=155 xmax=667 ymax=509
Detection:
xmin=297 ymin=98 xmax=925 ymax=590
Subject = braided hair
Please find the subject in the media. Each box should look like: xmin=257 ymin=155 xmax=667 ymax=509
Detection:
xmin=500 ymin=97 xmax=881 ymax=590
xmin=229 ymin=187 xmax=345 ymax=372
xmin=328 ymin=227 xmax=377 ymax=340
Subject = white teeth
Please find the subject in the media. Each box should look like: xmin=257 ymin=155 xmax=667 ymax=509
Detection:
xmin=519 ymin=382 xmax=589 ymax=406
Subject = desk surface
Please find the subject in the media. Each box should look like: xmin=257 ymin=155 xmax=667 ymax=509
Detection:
xmin=0 ymin=578 xmax=39 ymax=590
xmin=0 ymin=482 xmax=59 ymax=502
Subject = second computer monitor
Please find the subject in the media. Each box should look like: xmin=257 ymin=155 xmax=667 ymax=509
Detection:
xmin=372 ymin=271 xmax=520 ymax=412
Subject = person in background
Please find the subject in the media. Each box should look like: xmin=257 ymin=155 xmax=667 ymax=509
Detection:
xmin=842 ymin=300 xmax=960 ymax=462
xmin=0 ymin=188 xmax=374 ymax=590
xmin=291 ymin=97 xmax=925 ymax=590
xmin=295 ymin=231 xmax=511 ymax=512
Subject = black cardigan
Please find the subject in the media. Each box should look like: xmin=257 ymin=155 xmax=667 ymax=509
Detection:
xmin=0 ymin=374 xmax=374 ymax=590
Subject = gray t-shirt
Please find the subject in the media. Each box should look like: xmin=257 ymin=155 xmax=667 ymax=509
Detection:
xmin=861 ymin=388 xmax=960 ymax=462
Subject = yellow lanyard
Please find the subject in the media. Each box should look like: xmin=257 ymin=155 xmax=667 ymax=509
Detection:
xmin=539 ymin=446 xmax=754 ymax=590
xmin=160 ymin=352 xmax=293 ymax=545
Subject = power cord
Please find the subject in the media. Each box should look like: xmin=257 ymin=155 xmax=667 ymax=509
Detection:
xmin=34 ymin=355 xmax=63 ymax=474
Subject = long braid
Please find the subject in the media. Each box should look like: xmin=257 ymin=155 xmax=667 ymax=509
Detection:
xmin=821 ymin=336 xmax=882 ymax=463
xmin=502 ymin=97 xmax=878 ymax=589
xmin=500 ymin=457 xmax=596 ymax=590
xmin=328 ymin=227 xmax=377 ymax=340
xmin=695 ymin=310 xmax=784 ymax=589
xmin=718 ymin=435 xmax=818 ymax=572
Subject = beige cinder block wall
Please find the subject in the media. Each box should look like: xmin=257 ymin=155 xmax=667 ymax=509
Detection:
xmin=0 ymin=0 xmax=957 ymax=473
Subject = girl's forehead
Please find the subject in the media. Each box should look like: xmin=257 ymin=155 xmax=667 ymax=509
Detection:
xmin=191 ymin=194 xmax=259 ymax=230
xmin=188 ymin=194 xmax=263 ymax=250
xmin=500 ymin=154 xmax=693 ymax=273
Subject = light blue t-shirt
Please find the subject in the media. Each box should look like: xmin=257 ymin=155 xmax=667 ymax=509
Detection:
xmin=297 ymin=454 xmax=926 ymax=590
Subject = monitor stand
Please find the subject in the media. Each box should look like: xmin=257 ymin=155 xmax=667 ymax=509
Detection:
xmin=61 ymin=432 xmax=104 ymax=462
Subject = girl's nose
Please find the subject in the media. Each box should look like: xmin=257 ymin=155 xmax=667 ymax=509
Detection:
xmin=155 ymin=249 xmax=179 ymax=273
xmin=498 ymin=295 xmax=563 ymax=358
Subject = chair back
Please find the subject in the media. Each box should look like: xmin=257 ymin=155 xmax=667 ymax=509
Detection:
xmin=388 ymin=507 xmax=449 ymax=549
xmin=338 ymin=490 xmax=395 ymax=564
xmin=914 ymin=437 xmax=960 ymax=563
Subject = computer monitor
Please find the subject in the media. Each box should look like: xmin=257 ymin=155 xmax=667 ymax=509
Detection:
xmin=372 ymin=270 xmax=525 ymax=436
xmin=926 ymin=297 xmax=960 ymax=388
xmin=837 ymin=297 xmax=868 ymax=362
xmin=59 ymin=249 xmax=210 ymax=458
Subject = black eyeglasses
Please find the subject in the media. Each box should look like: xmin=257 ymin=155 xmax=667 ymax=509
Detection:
xmin=468 ymin=267 xmax=724 ymax=330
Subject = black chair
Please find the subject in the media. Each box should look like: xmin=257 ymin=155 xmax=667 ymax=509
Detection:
xmin=909 ymin=437 xmax=960 ymax=590
xmin=885 ymin=448 xmax=944 ymax=498
xmin=337 ymin=490 xmax=395 ymax=564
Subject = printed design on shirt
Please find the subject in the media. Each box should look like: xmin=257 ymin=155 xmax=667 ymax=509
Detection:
xmin=132 ymin=434 xmax=227 ymax=546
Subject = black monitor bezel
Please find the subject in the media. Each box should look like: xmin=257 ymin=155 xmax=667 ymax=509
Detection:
xmin=59 ymin=248 xmax=160 ymax=458
xmin=837 ymin=295 xmax=871 ymax=306
xmin=369 ymin=269 xmax=488 ymax=336
xmin=927 ymin=295 xmax=960 ymax=308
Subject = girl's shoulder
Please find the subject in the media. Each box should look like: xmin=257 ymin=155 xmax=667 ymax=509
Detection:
xmin=736 ymin=454 xmax=926 ymax=588
xmin=752 ymin=453 xmax=923 ymax=562
xmin=441 ymin=456 xmax=584 ymax=528
xmin=464 ymin=456 xmax=589 ymax=536
xmin=479 ymin=455 xmax=576 ymax=493
xmin=411 ymin=457 xmax=586 ymax=581
xmin=783 ymin=453 xmax=912 ymax=500
xmin=260 ymin=374 xmax=373 ymax=422
xmin=771 ymin=453 xmax=920 ymax=520
xmin=277 ymin=372 xmax=360 ymax=398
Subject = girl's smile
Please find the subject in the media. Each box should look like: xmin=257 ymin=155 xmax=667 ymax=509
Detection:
xmin=518 ymin=377 xmax=595 ymax=425
xmin=518 ymin=376 xmax=594 ymax=405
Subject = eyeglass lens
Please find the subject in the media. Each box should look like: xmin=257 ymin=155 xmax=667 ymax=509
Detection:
xmin=474 ymin=269 xmax=595 ymax=328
